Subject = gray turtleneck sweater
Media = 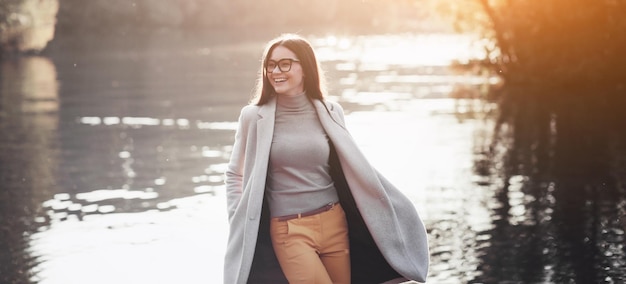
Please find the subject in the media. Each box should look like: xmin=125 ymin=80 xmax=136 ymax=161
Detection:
xmin=266 ymin=93 xmax=339 ymax=217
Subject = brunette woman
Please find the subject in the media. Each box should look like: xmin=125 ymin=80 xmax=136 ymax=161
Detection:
xmin=224 ymin=33 xmax=429 ymax=284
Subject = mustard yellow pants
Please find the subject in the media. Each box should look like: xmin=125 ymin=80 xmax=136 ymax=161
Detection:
xmin=270 ymin=204 xmax=351 ymax=284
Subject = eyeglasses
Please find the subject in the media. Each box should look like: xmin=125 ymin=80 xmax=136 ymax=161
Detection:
xmin=266 ymin=58 xmax=300 ymax=73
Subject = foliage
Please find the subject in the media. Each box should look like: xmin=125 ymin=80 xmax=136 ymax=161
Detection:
xmin=447 ymin=0 xmax=626 ymax=181
xmin=477 ymin=0 xmax=626 ymax=92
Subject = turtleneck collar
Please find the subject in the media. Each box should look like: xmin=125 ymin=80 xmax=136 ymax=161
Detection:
xmin=276 ymin=91 xmax=310 ymax=111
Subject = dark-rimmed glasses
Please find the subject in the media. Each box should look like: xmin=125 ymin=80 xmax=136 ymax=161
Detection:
xmin=266 ymin=58 xmax=300 ymax=73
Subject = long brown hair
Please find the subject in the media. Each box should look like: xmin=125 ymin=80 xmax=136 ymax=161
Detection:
xmin=252 ymin=34 xmax=327 ymax=105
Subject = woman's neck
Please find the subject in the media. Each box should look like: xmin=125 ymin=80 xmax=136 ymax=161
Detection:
xmin=277 ymin=91 xmax=309 ymax=110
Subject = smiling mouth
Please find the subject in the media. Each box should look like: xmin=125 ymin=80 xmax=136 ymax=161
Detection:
xmin=274 ymin=78 xmax=287 ymax=83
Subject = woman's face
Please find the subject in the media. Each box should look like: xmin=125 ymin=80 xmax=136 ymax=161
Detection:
xmin=266 ymin=45 xmax=305 ymax=97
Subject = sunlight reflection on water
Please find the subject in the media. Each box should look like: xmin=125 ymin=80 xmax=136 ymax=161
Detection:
xmin=30 ymin=193 xmax=228 ymax=284
xmin=78 ymin=116 xmax=238 ymax=130
xmin=314 ymin=34 xmax=485 ymax=66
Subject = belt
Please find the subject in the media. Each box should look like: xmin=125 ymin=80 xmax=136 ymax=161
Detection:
xmin=277 ymin=202 xmax=339 ymax=222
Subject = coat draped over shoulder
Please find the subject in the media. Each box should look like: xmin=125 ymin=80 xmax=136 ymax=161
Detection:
xmin=224 ymin=97 xmax=429 ymax=284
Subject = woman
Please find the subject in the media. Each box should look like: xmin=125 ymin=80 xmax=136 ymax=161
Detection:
xmin=224 ymin=34 xmax=429 ymax=284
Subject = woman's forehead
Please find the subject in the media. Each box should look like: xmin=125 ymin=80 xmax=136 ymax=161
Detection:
xmin=269 ymin=46 xmax=297 ymax=60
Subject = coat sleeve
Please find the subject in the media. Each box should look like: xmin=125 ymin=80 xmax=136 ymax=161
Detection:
xmin=224 ymin=105 xmax=253 ymax=222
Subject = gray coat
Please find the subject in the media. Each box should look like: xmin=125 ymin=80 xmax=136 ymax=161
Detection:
xmin=224 ymin=97 xmax=429 ymax=283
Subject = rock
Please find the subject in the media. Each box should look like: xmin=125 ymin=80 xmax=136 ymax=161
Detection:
xmin=0 ymin=0 xmax=59 ymax=54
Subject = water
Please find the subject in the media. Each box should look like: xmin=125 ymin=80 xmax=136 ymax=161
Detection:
xmin=1 ymin=33 xmax=624 ymax=283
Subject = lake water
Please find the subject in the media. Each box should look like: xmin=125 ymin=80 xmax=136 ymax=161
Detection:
xmin=1 ymin=32 xmax=623 ymax=283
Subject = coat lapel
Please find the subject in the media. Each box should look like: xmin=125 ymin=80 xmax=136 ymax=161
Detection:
xmin=249 ymin=97 xmax=276 ymax=211
xmin=313 ymin=100 xmax=385 ymax=200
xmin=256 ymin=97 xmax=276 ymax=163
